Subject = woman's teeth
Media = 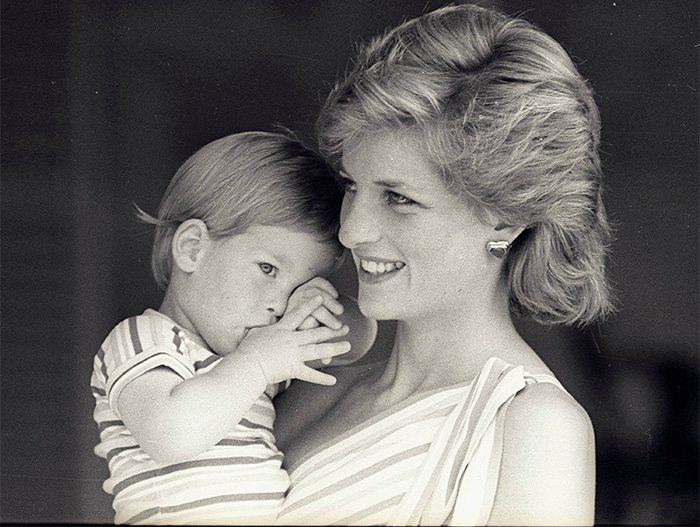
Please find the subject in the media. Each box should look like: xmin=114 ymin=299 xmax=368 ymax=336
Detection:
xmin=360 ymin=259 xmax=405 ymax=275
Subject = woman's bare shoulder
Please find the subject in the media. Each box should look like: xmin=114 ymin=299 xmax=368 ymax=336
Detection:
xmin=509 ymin=381 xmax=592 ymax=428
xmin=503 ymin=381 xmax=594 ymax=464
xmin=489 ymin=382 xmax=596 ymax=525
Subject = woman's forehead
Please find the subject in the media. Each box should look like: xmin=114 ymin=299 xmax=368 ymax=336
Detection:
xmin=340 ymin=130 xmax=471 ymax=208
xmin=340 ymin=131 xmax=439 ymax=185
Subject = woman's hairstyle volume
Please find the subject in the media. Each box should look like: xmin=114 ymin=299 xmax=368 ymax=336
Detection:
xmin=318 ymin=4 xmax=615 ymax=326
xmin=137 ymin=131 xmax=343 ymax=290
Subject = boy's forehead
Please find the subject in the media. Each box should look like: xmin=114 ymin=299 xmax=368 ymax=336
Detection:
xmin=246 ymin=224 xmax=340 ymax=264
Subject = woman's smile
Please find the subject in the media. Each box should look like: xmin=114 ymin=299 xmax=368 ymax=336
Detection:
xmin=356 ymin=254 xmax=406 ymax=282
xmin=339 ymin=130 xmax=496 ymax=320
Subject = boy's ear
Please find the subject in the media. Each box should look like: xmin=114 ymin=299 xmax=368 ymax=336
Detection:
xmin=171 ymin=219 xmax=210 ymax=273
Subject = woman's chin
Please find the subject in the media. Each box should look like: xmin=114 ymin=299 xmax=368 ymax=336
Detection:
xmin=356 ymin=293 xmax=404 ymax=321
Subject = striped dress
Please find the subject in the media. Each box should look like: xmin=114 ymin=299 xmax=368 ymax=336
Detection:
xmin=91 ymin=309 xmax=289 ymax=525
xmin=277 ymin=357 xmax=567 ymax=526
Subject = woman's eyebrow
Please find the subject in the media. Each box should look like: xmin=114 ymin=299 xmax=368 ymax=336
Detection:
xmin=338 ymin=167 xmax=418 ymax=191
xmin=376 ymin=179 xmax=406 ymax=189
xmin=375 ymin=179 xmax=425 ymax=194
xmin=339 ymin=168 xmax=423 ymax=194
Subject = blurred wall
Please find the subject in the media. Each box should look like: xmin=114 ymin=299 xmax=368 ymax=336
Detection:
xmin=1 ymin=1 xmax=697 ymax=524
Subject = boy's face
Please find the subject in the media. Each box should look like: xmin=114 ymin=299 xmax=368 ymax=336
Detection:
xmin=181 ymin=225 xmax=339 ymax=356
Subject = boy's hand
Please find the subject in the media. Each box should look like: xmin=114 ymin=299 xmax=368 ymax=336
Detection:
xmin=237 ymin=295 xmax=350 ymax=386
xmin=288 ymin=277 xmax=344 ymax=330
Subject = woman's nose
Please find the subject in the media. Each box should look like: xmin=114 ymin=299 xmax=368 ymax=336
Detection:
xmin=338 ymin=195 xmax=381 ymax=249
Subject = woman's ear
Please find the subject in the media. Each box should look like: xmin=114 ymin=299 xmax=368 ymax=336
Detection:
xmin=486 ymin=223 xmax=526 ymax=259
xmin=171 ymin=219 xmax=210 ymax=273
xmin=494 ymin=222 xmax=527 ymax=244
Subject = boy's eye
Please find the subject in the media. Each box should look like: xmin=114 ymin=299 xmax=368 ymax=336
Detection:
xmin=386 ymin=190 xmax=416 ymax=206
xmin=259 ymin=263 xmax=277 ymax=276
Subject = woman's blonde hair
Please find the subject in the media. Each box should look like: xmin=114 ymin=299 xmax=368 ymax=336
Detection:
xmin=318 ymin=4 xmax=615 ymax=326
xmin=138 ymin=132 xmax=343 ymax=290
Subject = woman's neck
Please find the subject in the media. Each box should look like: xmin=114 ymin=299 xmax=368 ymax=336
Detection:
xmin=372 ymin=281 xmax=535 ymax=399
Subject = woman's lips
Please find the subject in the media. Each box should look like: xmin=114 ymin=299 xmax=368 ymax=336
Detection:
xmin=356 ymin=256 xmax=405 ymax=284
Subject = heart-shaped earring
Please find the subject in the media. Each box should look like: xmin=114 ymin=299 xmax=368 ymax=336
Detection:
xmin=486 ymin=240 xmax=510 ymax=259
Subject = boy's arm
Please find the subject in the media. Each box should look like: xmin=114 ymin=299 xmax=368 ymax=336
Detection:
xmin=117 ymin=296 xmax=349 ymax=465
xmin=117 ymin=354 xmax=266 ymax=465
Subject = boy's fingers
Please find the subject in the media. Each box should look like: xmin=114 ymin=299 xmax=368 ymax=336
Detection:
xmin=297 ymin=324 xmax=349 ymax=344
xmin=280 ymin=296 xmax=325 ymax=329
xmin=297 ymin=316 xmax=321 ymax=330
xmin=323 ymin=297 xmax=344 ymax=316
xmin=300 ymin=341 xmax=351 ymax=362
xmin=303 ymin=277 xmax=339 ymax=298
xmin=295 ymin=366 xmax=337 ymax=386
xmin=311 ymin=307 xmax=342 ymax=329
xmin=304 ymin=289 xmax=343 ymax=315
xmin=289 ymin=289 xmax=342 ymax=316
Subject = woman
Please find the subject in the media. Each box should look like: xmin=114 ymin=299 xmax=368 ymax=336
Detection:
xmin=274 ymin=4 xmax=614 ymax=525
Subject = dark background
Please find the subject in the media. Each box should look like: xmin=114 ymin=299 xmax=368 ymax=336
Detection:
xmin=1 ymin=1 xmax=697 ymax=524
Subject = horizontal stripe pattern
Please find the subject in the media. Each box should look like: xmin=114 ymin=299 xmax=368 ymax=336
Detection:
xmin=126 ymin=492 xmax=287 ymax=524
xmin=278 ymin=357 xmax=563 ymax=526
xmin=91 ymin=309 xmax=287 ymax=525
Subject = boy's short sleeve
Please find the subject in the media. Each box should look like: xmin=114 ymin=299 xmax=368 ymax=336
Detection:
xmin=97 ymin=314 xmax=196 ymax=417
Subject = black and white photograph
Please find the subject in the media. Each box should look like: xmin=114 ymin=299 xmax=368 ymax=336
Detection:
xmin=1 ymin=1 xmax=698 ymax=525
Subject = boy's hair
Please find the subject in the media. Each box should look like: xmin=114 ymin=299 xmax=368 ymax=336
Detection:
xmin=138 ymin=131 xmax=343 ymax=290
xmin=317 ymin=4 xmax=615 ymax=327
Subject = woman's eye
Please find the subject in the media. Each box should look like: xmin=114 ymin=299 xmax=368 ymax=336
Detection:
xmin=386 ymin=191 xmax=416 ymax=206
xmin=339 ymin=177 xmax=356 ymax=193
xmin=259 ymin=263 xmax=277 ymax=276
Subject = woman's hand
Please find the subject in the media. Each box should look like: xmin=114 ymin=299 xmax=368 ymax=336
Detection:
xmin=237 ymin=295 xmax=350 ymax=386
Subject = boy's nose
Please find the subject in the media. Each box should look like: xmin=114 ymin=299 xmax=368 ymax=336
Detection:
xmin=266 ymin=300 xmax=286 ymax=321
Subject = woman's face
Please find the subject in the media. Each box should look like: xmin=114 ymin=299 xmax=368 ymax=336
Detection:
xmin=338 ymin=130 xmax=499 ymax=322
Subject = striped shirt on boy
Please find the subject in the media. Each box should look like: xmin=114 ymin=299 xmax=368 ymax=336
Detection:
xmin=91 ymin=309 xmax=288 ymax=525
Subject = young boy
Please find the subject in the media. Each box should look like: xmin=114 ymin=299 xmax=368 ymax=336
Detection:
xmin=90 ymin=132 xmax=376 ymax=525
